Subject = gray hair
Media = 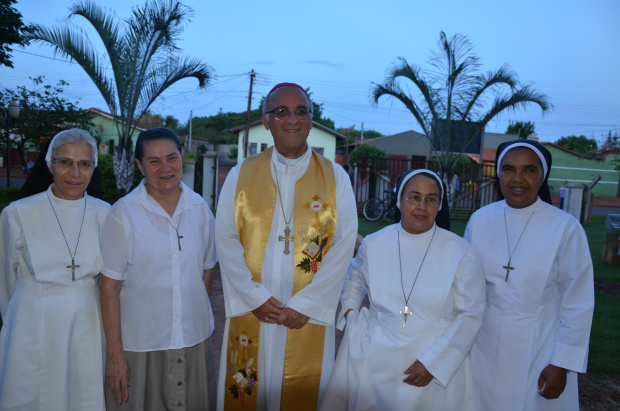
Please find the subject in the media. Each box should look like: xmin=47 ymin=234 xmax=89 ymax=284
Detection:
xmin=45 ymin=128 xmax=98 ymax=167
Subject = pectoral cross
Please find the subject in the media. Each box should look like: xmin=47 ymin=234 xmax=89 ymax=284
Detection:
xmin=67 ymin=259 xmax=80 ymax=282
xmin=278 ymin=226 xmax=294 ymax=255
xmin=399 ymin=306 xmax=413 ymax=328
xmin=503 ymin=260 xmax=515 ymax=282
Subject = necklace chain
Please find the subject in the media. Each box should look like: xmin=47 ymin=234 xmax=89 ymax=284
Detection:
xmin=398 ymin=225 xmax=436 ymax=306
xmin=503 ymin=208 xmax=536 ymax=281
xmin=47 ymin=192 xmax=87 ymax=282
xmin=166 ymin=218 xmax=183 ymax=251
xmin=273 ymin=164 xmax=294 ymax=226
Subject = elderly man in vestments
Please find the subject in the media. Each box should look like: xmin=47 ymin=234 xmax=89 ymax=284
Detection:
xmin=215 ymin=83 xmax=357 ymax=411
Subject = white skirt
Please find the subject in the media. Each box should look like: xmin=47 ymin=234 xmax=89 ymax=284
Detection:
xmin=0 ymin=278 xmax=105 ymax=411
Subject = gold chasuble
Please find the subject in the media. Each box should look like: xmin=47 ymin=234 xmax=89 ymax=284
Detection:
xmin=225 ymin=147 xmax=337 ymax=411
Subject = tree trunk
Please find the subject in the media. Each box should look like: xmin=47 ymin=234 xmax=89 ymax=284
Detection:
xmin=113 ymin=145 xmax=135 ymax=197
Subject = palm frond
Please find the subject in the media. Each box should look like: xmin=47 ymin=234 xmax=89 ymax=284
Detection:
xmin=29 ymin=23 xmax=117 ymax=112
xmin=135 ymin=56 xmax=213 ymax=121
xmin=479 ymin=85 xmax=553 ymax=126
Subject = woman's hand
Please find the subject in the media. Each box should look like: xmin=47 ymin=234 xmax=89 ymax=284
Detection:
xmin=403 ymin=360 xmax=434 ymax=387
xmin=538 ymin=364 xmax=567 ymax=399
xmin=105 ymin=350 xmax=131 ymax=404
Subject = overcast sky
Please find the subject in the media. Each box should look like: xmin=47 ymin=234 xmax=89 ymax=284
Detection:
xmin=2 ymin=0 xmax=619 ymax=143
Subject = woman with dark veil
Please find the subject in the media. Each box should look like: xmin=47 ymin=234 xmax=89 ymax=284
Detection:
xmin=464 ymin=140 xmax=594 ymax=411
xmin=321 ymin=169 xmax=485 ymax=411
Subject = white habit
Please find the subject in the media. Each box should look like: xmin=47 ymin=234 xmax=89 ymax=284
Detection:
xmin=464 ymin=198 xmax=594 ymax=411
xmin=320 ymin=223 xmax=485 ymax=411
xmin=0 ymin=187 xmax=109 ymax=411
xmin=215 ymin=146 xmax=358 ymax=411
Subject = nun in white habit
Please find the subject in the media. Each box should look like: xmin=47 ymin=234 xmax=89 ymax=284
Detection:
xmin=464 ymin=140 xmax=594 ymax=411
xmin=320 ymin=169 xmax=485 ymax=411
xmin=0 ymin=129 xmax=109 ymax=411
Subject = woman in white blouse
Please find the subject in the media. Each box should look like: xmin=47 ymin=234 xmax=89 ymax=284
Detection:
xmin=100 ymin=128 xmax=218 ymax=411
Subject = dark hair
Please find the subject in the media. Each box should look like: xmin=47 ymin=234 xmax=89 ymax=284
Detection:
xmin=135 ymin=127 xmax=182 ymax=162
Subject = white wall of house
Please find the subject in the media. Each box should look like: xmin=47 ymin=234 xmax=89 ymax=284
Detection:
xmin=236 ymin=124 xmax=337 ymax=162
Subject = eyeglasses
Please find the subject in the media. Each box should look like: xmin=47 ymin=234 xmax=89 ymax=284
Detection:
xmin=52 ymin=157 xmax=94 ymax=170
xmin=402 ymin=194 xmax=440 ymax=208
xmin=265 ymin=106 xmax=312 ymax=120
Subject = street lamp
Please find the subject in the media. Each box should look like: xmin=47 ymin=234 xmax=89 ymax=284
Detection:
xmin=5 ymin=100 xmax=20 ymax=188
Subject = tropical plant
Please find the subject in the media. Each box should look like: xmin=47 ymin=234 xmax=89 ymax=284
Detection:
xmin=371 ymin=31 xmax=551 ymax=203
xmin=506 ymin=120 xmax=536 ymax=139
xmin=29 ymin=0 xmax=213 ymax=195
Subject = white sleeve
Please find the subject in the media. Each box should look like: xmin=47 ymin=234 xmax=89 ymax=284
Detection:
xmin=201 ymin=204 xmax=218 ymax=270
xmin=0 ymin=206 xmax=22 ymax=317
xmin=417 ymin=245 xmax=486 ymax=387
xmin=287 ymin=165 xmax=358 ymax=325
xmin=335 ymin=237 xmax=370 ymax=330
xmin=99 ymin=205 xmax=130 ymax=281
xmin=550 ymin=219 xmax=594 ymax=373
xmin=215 ymin=165 xmax=273 ymax=318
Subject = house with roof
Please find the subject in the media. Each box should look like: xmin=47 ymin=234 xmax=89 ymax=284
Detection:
xmin=229 ymin=120 xmax=346 ymax=163
xmin=341 ymin=130 xmax=518 ymax=161
xmin=87 ymin=108 xmax=148 ymax=155
xmin=541 ymin=142 xmax=619 ymax=197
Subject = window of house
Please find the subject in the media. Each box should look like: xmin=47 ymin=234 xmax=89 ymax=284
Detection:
xmin=250 ymin=143 xmax=257 ymax=155
xmin=261 ymin=143 xmax=268 ymax=152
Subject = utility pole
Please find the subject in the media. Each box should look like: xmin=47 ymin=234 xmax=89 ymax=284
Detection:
xmin=242 ymin=70 xmax=256 ymax=158
xmin=360 ymin=122 xmax=364 ymax=144
xmin=188 ymin=110 xmax=193 ymax=153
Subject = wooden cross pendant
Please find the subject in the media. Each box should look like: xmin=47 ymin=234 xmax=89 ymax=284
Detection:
xmin=67 ymin=259 xmax=80 ymax=282
xmin=399 ymin=305 xmax=413 ymax=328
xmin=503 ymin=260 xmax=515 ymax=282
xmin=278 ymin=226 xmax=294 ymax=255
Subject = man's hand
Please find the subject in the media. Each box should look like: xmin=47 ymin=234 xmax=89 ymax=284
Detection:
xmin=403 ymin=360 xmax=434 ymax=387
xmin=252 ymin=297 xmax=284 ymax=323
xmin=538 ymin=364 xmax=567 ymax=399
xmin=276 ymin=307 xmax=309 ymax=329
xmin=105 ymin=351 xmax=131 ymax=404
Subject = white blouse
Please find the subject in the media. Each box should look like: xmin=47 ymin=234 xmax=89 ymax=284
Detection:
xmin=100 ymin=181 xmax=218 ymax=351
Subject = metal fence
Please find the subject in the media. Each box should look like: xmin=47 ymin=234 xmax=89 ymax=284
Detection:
xmin=353 ymin=155 xmax=497 ymax=215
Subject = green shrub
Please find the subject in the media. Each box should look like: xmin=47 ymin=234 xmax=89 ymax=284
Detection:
xmin=0 ymin=186 xmax=20 ymax=199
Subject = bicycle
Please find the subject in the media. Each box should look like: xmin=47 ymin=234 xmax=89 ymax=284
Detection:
xmin=363 ymin=189 xmax=396 ymax=222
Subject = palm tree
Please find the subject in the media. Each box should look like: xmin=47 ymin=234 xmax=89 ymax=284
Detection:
xmin=371 ymin=31 xmax=552 ymax=204
xmin=29 ymin=0 xmax=213 ymax=195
